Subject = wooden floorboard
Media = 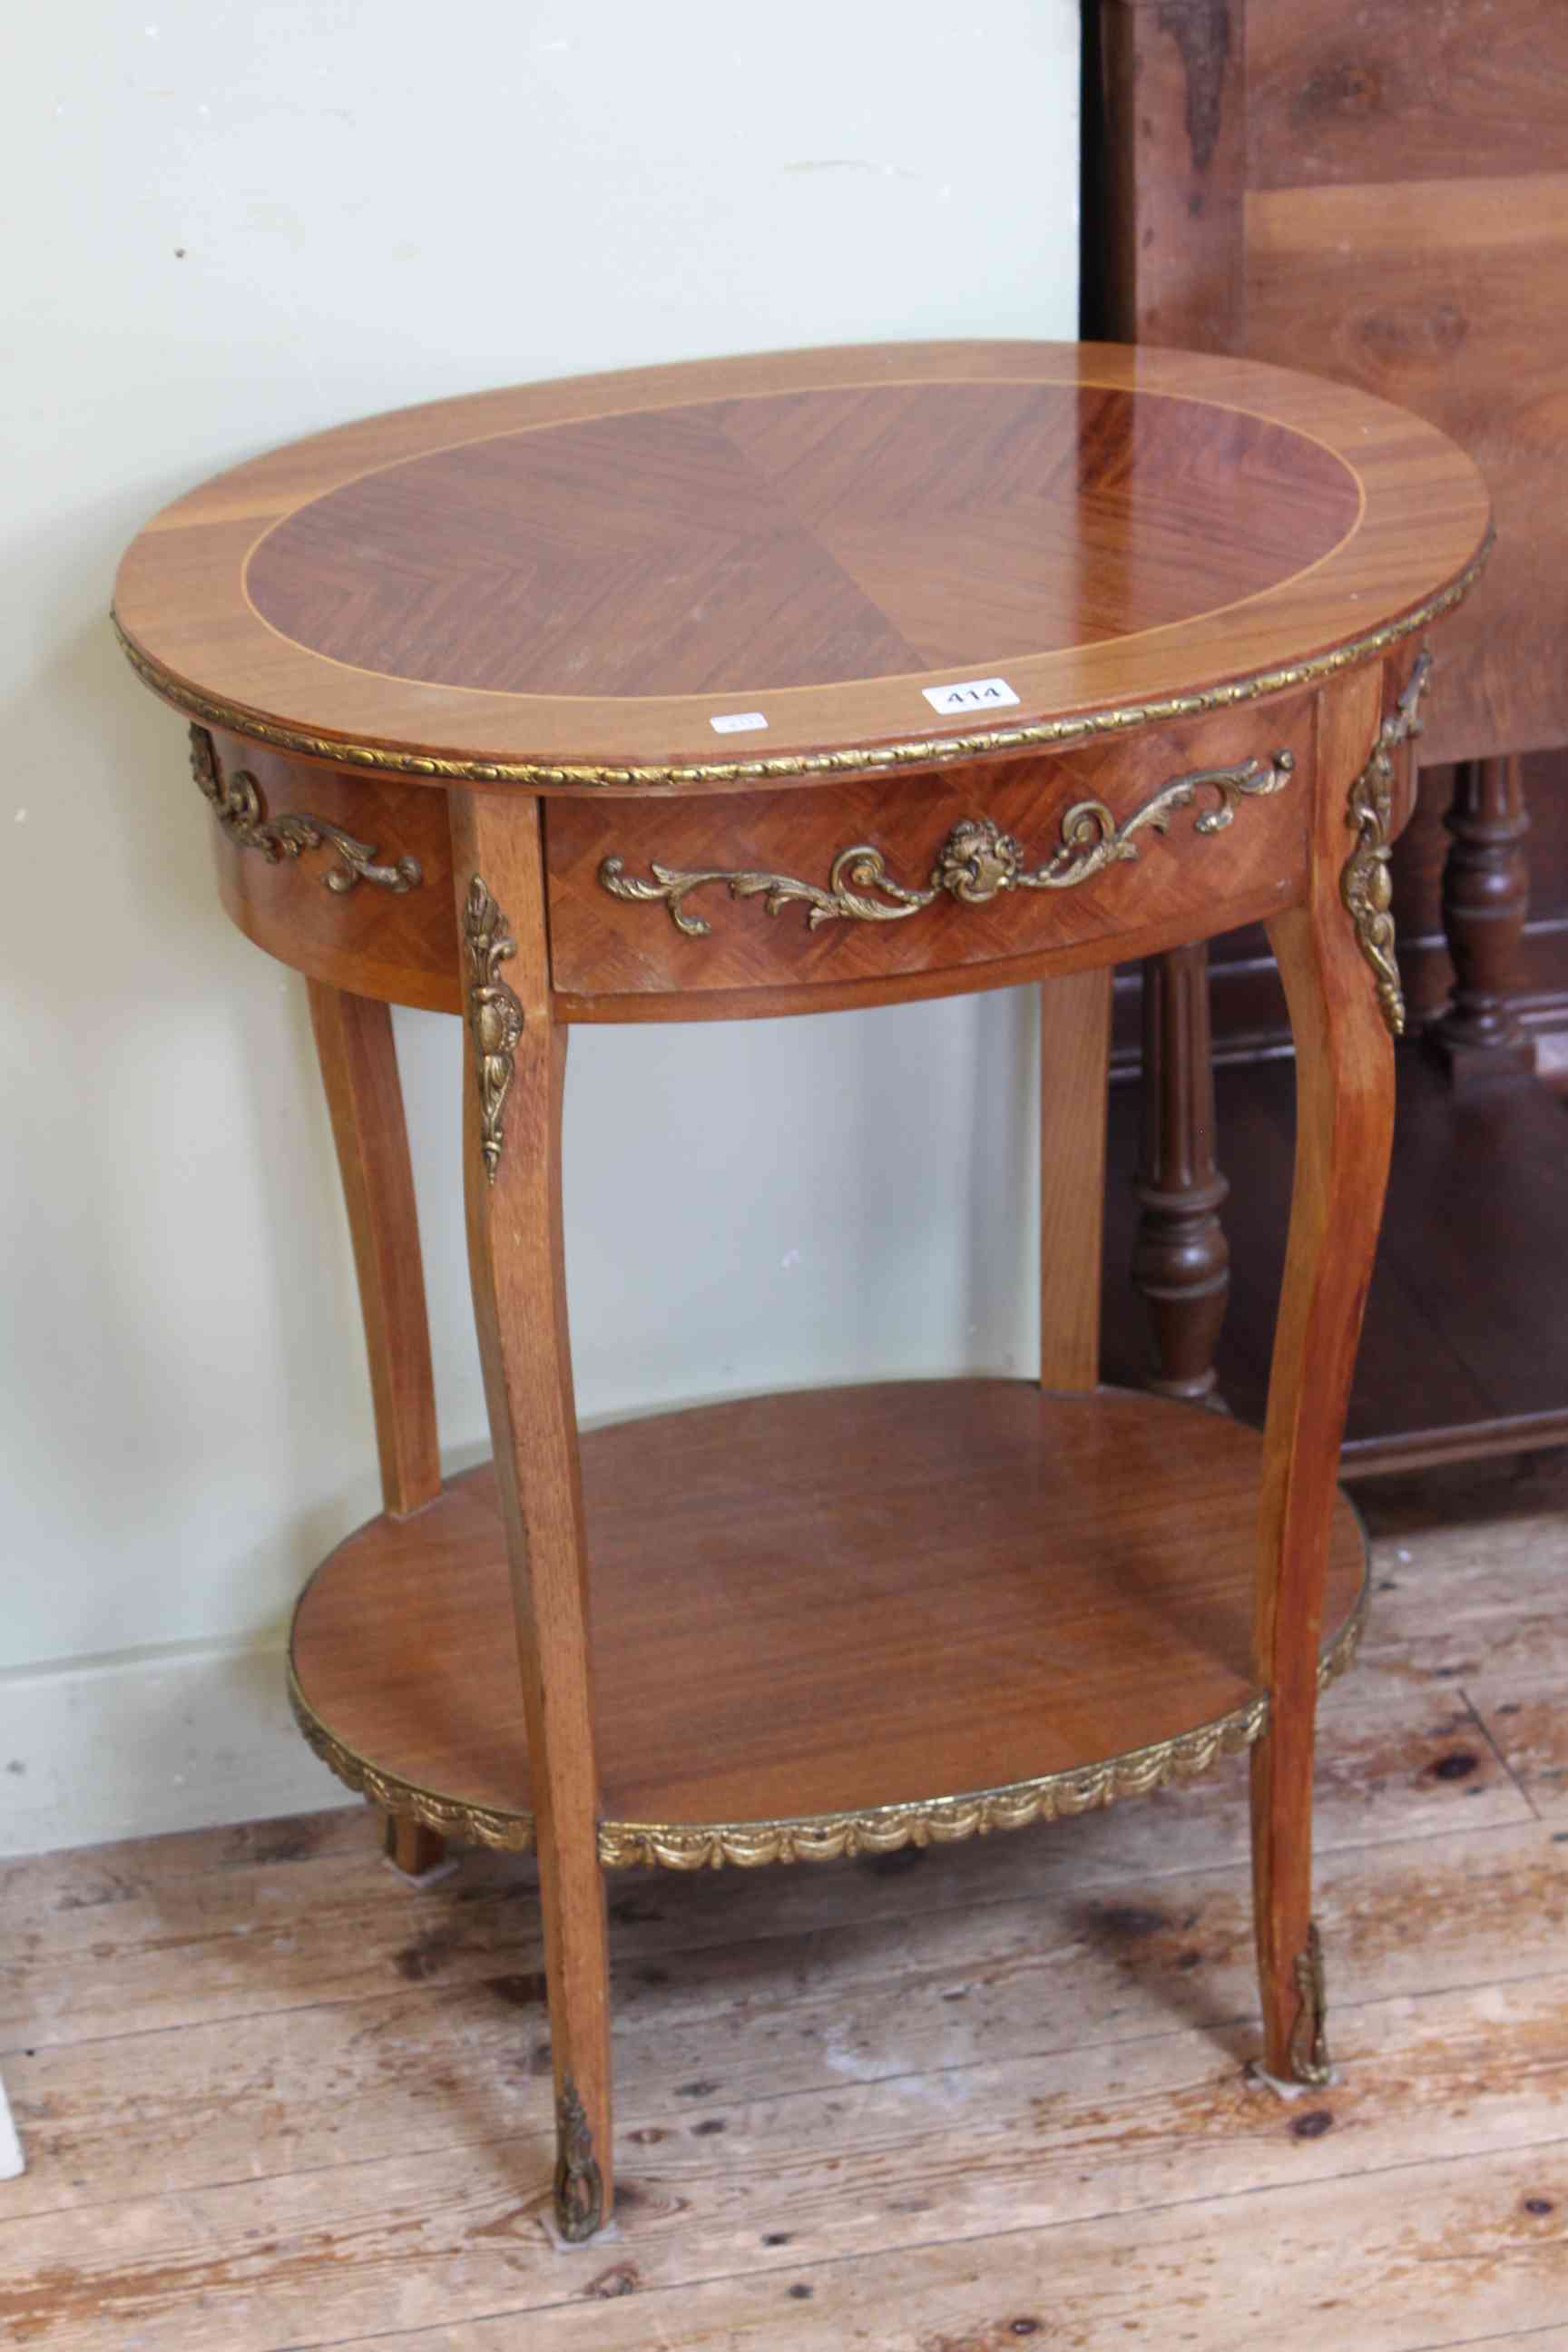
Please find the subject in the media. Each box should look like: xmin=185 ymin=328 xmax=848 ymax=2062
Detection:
xmin=296 ymin=2152 xmax=1568 ymax=2352
xmin=5 ymin=1819 xmax=1564 ymax=2226
xmin=1 ymin=1501 xmax=1565 ymax=2346
xmin=0 ymin=1666 xmax=1536 ymax=2061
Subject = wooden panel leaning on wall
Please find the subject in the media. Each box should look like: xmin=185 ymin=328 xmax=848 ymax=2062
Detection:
xmin=1083 ymin=0 xmax=1568 ymax=1474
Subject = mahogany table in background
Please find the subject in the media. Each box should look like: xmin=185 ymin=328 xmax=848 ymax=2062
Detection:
xmin=1084 ymin=0 xmax=1568 ymax=1467
xmin=114 ymin=342 xmax=1488 ymax=2240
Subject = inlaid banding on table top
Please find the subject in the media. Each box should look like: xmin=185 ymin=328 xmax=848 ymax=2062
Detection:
xmin=113 ymin=544 xmax=1491 ymax=792
xmin=287 ymin=1584 xmax=1368 ymax=1868
xmin=113 ymin=338 xmax=1494 ymax=786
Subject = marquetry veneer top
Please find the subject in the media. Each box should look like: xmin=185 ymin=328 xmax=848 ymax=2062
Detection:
xmin=113 ymin=340 xmax=1491 ymax=790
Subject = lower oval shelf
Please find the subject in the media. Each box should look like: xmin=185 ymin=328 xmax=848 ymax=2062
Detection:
xmin=289 ymin=1380 xmax=1368 ymax=1868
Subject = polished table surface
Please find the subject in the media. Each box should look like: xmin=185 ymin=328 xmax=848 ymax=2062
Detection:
xmin=114 ymin=340 xmax=1491 ymax=2239
xmin=114 ymin=340 xmax=1488 ymax=786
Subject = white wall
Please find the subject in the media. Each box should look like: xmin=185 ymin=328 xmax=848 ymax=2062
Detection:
xmin=0 ymin=1 xmax=1081 ymax=1855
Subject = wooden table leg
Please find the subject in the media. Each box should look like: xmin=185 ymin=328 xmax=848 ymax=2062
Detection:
xmin=309 ymin=981 xmax=450 ymax=1873
xmin=308 ymin=982 xmax=442 ymax=1521
xmin=1131 ymin=944 xmax=1230 ymax=1405
xmin=451 ymin=790 xmax=613 ymax=2242
xmin=1039 ymin=967 xmax=1112 ymax=1393
xmin=381 ymin=1815 xmax=453 ymax=1882
xmin=1250 ymin=668 xmax=1396 ymax=2083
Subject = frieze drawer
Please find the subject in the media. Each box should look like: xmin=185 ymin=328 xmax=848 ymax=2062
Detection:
xmin=544 ymin=700 xmax=1314 ymax=1014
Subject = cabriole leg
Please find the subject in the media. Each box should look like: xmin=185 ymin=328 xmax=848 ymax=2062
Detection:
xmin=1250 ymin=668 xmax=1396 ymax=2083
xmin=451 ymin=791 xmax=613 ymax=2242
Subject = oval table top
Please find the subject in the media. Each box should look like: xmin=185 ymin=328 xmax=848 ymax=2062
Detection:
xmin=113 ymin=340 xmax=1491 ymax=793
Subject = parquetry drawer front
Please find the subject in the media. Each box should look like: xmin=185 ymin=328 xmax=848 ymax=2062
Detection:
xmin=545 ymin=701 xmax=1312 ymax=1010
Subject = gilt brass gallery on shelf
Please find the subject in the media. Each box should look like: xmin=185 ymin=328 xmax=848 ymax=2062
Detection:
xmin=600 ymin=750 xmax=1297 ymax=939
xmin=289 ymin=1584 xmax=1367 ymax=1871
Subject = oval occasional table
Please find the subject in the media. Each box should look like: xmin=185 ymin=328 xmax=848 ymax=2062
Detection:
xmin=114 ymin=341 xmax=1490 ymax=2241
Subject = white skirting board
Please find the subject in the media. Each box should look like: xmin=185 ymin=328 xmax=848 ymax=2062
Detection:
xmin=0 ymin=1637 xmax=347 ymax=1858
xmin=0 ymin=2074 xmax=23 ymax=2179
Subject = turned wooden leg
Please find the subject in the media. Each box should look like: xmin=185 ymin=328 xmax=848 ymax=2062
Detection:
xmin=1132 ymin=943 xmax=1230 ymax=1405
xmin=451 ymin=790 xmax=613 ymax=2242
xmin=1039 ymin=968 xmax=1112 ymax=1393
xmin=309 ymin=983 xmax=450 ymax=1877
xmin=1250 ymin=669 xmax=1396 ymax=2082
xmin=1427 ymin=753 xmax=1536 ymax=1083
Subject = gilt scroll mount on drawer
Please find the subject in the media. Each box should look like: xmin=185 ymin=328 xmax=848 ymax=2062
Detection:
xmin=599 ymin=750 xmax=1296 ymax=939
xmin=191 ymin=726 xmax=422 ymax=896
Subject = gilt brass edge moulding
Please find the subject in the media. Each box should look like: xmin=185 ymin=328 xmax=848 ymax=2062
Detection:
xmin=462 ymin=877 xmax=524 ymax=1183
xmin=600 ymin=751 xmax=1295 ymax=938
xmin=287 ymin=1582 xmax=1367 ymax=1868
xmin=190 ymin=724 xmax=421 ymax=893
xmin=113 ymin=538 xmax=1489 ymax=790
xmin=287 ymin=1670 xmax=536 ymax=1851
xmin=1341 ymin=651 xmax=1432 ymax=1039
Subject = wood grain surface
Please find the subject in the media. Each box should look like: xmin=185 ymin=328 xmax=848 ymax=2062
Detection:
xmin=544 ymin=698 xmax=1310 ymax=1007
xmin=451 ymin=791 xmax=614 ymax=2233
xmin=1250 ymin=664 xmax=1395 ymax=2074
xmin=1112 ymin=750 xmax=1568 ymax=1061
xmin=1246 ymin=172 xmax=1568 ymax=763
xmin=1087 ymin=0 xmax=1249 ymax=352
xmin=1130 ymin=938 xmax=1231 ymax=1403
xmin=4 ymin=1472 xmax=1564 ymax=2349
xmin=1249 ymin=0 xmax=1568 ymax=192
xmin=1088 ymin=2 xmax=1565 ymax=760
xmin=289 ymin=1382 xmax=1366 ymax=1838
xmin=244 ymin=382 xmax=1358 ymax=696
xmin=199 ymin=701 xmax=1320 ymax=1020
xmin=113 ymin=340 xmax=1489 ymax=786
xmin=1038 ymin=967 xmax=1113 ymax=1392
xmin=1102 ymin=1047 xmax=1568 ymax=1475
xmin=307 ymin=983 xmax=441 ymax=1518
xmin=1082 ymin=0 xmax=1568 ymax=1499
xmin=210 ymin=730 xmax=458 ymax=1009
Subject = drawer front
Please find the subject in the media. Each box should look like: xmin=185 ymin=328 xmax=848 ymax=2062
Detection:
xmin=545 ymin=698 xmax=1314 ymax=1009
